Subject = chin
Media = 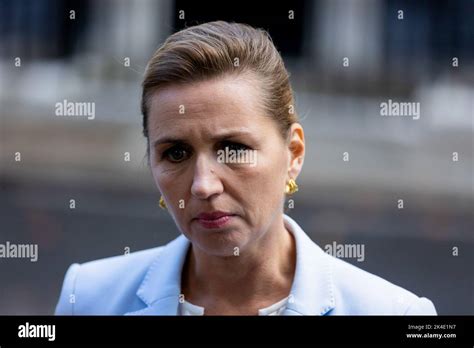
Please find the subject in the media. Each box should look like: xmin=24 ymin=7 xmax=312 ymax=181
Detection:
xmin=188 ymin=228 xmax=250 ymax=257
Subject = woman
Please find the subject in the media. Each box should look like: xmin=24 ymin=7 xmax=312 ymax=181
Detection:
xmin=56 ymin=21 xmax=436 ymax=315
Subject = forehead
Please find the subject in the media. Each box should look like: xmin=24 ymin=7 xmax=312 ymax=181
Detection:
xmin=147 ymin=75 xmax=270 ymax=139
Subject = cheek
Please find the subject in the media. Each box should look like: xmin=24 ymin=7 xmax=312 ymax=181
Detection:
xmin=235 ymin=151 xmax=287 ymax=208
xmin=152 ymin=165 xmax=189 ymax=200
xmin=151 ymin=164 xmax=180 ymax=198
xmin=151 ymin=164 xmax=193 ymax=226
xmin=150 ymin=166 xmax=165 ymax=192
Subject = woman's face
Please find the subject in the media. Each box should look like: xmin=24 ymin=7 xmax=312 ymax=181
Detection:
xmin=147 ymin=74 xmax=304 ymax=256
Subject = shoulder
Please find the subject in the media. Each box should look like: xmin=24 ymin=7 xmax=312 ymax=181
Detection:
xmin=55 ymin=246 xmax=165 ymax=315
xmin=327 ymin=254 xmax=437 ymax=315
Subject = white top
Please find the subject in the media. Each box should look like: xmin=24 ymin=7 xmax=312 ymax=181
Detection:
xmin=179 ymin=296 xmax=289 ymax=316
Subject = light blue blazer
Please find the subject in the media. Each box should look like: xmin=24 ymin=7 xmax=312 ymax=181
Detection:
xmin=55 ymin=215 xmax=437 ymax=315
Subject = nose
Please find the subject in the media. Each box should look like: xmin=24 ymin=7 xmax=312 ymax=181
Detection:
xmin=190 ymin=154 xmax=224 ymax=200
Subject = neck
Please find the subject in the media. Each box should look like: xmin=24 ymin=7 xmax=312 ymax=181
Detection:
xmin=181 ymin=214 xmax=296 ymax=310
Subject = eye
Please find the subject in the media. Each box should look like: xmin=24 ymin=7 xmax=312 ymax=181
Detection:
xmin=162 ymin=145 xmax=190 ymax=163
xmin=221 ymin=141 xmax=250 ymax=152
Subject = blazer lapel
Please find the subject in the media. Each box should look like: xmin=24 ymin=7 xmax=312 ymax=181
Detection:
xmin=281 ymin=215 xmax=336 ymax=315
xmin=126 ymin=234 xmax=191 ymax=315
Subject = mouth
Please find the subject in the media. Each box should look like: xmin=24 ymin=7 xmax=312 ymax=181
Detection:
xmin=194 ymin=211 xmax=236 ymax=229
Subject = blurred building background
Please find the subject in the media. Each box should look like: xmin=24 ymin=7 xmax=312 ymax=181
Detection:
xmin=0 ymin=0 xmax=472 ymax=314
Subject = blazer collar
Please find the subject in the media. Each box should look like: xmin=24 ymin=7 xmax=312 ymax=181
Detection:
xmin=126 ymin=234 xmax=190 ymax=315
xmin=126 ymin=215 xmax=335 ymax=315
xmin=281 ymin=214 xmax=335 ymax=315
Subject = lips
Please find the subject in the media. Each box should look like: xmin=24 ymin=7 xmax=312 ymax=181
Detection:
xmin=195 ymin=211 xmax=235 ymax=229
xmin=196 ymin=211 xmax=233 ymax=220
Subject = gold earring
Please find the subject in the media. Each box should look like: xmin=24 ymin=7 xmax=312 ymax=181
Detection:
xmin=285 ymin=179 xmax=299 ymax=195
xmin=159 ymin=195 xmax=167 ymax=210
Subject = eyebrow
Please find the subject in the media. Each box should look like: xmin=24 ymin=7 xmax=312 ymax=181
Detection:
xmin=152 ymin=130 xmax=255 ymax=148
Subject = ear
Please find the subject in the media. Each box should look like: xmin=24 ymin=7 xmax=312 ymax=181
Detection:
xmin=286 ymin=123 xmax=305 ymax=180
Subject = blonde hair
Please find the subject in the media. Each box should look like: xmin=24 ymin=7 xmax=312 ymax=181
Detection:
xmin=141 ymin=21 xmax=298 ymax=141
